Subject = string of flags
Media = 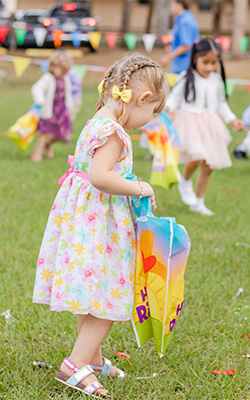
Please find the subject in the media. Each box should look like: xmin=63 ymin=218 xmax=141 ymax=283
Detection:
xmin=0 ymin=24 xmax=249 ymax=53
xmin=1 ymin=54 xmax=250 ymax=98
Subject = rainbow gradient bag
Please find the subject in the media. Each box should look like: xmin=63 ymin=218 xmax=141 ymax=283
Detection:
xmin=8 ymin=105 xmax=41 ymax=152
xmin=131 ymin=197 xmax=191 ymax=357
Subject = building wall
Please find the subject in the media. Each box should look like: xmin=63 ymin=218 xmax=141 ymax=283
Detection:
xmin=8 ymin=0 xmax=250 ymax=34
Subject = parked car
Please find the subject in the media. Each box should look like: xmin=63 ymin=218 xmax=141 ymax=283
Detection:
xmin=3 ymin=9 xmax=48 ymax=49
xmin=43 ymin=2 xmax=99 ymax=51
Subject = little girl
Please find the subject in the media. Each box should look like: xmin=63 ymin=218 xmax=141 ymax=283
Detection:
xmin=166 ymin=38 xmax=244 ymax=215
xmin=31 ymin=50 xmax=74 ymax=162
xmin=33 ymin=53 xmax=167 ymax=397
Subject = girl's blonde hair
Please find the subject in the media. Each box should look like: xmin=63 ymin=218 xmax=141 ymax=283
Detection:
xmin=95 ymin=53 xmax=168 ymax=123
xmin=48 ymin=50 xmax=73 ymax=74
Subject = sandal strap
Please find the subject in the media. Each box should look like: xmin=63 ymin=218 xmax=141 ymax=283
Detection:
xmin=84 ymin=381 xmax=105 ymax=395
xmin=100 ymin=357 xmax=112 ymax=377
xmin=66 ymin=364 xmax=94 ymax=386
xmin=63 ymin=358 xmax=79 ymax=373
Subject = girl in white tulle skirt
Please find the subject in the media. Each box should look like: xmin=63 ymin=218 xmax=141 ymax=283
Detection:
xmin=166 ymin=38 xmax=244 ymax=215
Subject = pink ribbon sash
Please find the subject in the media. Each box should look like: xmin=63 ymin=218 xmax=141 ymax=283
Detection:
xmin=58 ymin=155 xmax=89 ymax=187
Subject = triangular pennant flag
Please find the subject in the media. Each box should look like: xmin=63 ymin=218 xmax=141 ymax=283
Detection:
xmin=52 ymin=30 xmax=63 ymax=48
xmin=105 ymin=32 xmax=118 ymax=49
xmin=124 ymin=33 xmax=137 ymax=50
xmin=247 ymin=84 xmax=250 ymax=96
xmin=0 ymin=26 xmax=9 ymax=43
xmin=71 ymin=64 xmax=87 ymax=81
xmin=33 ymin=27 xmax=47 ymax=47
xmin=165 ymin=73 xmax=178 ymax=88
xmin=226 ymin=80 xmax=236 ymax=97
xmin=15 ymin=28 xmax=27 ymax=46
xmin=71 ymin=31 xmax=82 ymax=48
xmin=219 ymin=36 xmax=231 ymax=53
xmin=238 ymin=36 xmax=249 ymax=54
xmin=13 ymin=56 xmax=31 ymax=78
xmin=142 ymin=34 xmax=156 ymax=52
xmin=40 ymin=60 xmax=49 ymax=74
xmin=89 ymin=32 xmax=102 ymax=50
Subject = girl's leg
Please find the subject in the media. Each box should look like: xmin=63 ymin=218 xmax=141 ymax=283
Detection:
xmin=60 ymin=314 xmax=113 ymax=395
xmin=31 ymin=134 xmax=48 ymax=162
xmin=183 ymin=160 xmax=201 ymax=180
xmin=45 ymin=138 xmax=57 ymax=158
xmin=196 ymin=160 xmax=213 ymax=198
xmin=178 ymin=160 xmax=201 ymax=206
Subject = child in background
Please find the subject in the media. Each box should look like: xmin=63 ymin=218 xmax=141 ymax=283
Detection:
xmin=31 ymin=50 xmax=74 ymax=162
xmin=33 ymin=53 xmax=167 ymax=397
xmin=233 ymin=104 xmax=250 ymax=158
xmin=166 ymin=38 xmax=244 ymax=216
xmin=67 ymin=68 xmax=83 ymax=121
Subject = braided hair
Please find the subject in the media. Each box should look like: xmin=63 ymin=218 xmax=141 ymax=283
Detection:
xmin=95 ymin=53 xmax=168 ymax=123
xmin=184 ymin=38 xmax=228 ymax=103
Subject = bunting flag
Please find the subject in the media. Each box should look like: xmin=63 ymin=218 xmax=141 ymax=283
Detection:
xmin=219 ymin=36 xmax=231 ymax=53
xmin=13 ymin=56 xmax=31 ymax=78
xmin=33 ymin=27 xmax=47 ymax=47
xmin=52 ymin=30 xmax=63 ymax=48
xmin=238 ymin=36 xmax=249 ymax=54
xmin=39 ymin=60 xmax=49 ymax=74
xmin=0 ymin=26 xmax=9 ymax=43
xmin=161 ymin=34 xmax=172 ymax=51
xmin=247 ymin=84 xmax=250 ymax=96
xmin=226 ymin=80 xmax=236 ymax=97
xmin=71 ymin=64 xmax=87 ymax=81
xmin=71 ymin=31 xmax=82 ymax=48
xmin=142 ymin=33 xmax=156 ymax=52
xmin=15 ymin=28 xmax=27 ymax=46
xmin=166 ymin=73 xmax=178 ymax=88
xmin=124 ymin=33 xmax=137 ymax=50
xmin=89 ymin=31 xmax=102 ymax=50
xmin=105 ymin=32 xmax=118 ymax=49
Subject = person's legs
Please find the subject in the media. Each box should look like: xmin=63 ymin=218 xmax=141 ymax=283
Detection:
xmin=31 ymin=134 xmax=48 ymax=162
xmin=178 ymin=160 xmax=200 ymax=206
xmin=195 ymin=160 xmax=213 ymax=198
xmin=60 ymin=314 xmax=113 ymax=395
xmin=190 ymin=161 xmax=214 ymax=216
xmin=45 ymin=138 xmax=57 ymax=158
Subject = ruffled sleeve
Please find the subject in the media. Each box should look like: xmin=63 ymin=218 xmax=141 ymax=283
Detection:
xmin=88 ymin=119 xmax=131 ymax=161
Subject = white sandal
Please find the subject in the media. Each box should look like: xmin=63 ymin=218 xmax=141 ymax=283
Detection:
xmin=91 ymin=357 xmax=126 ymax=381
xmin=55 ymin=358 xmax=109 ymax=398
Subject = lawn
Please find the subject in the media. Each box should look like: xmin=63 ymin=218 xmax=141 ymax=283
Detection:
xmin=0 ymin=64 xmax=250 ymax=400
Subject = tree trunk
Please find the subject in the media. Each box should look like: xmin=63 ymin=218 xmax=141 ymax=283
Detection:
xmin=155 ymin=0 xmax=172 ymax=36
xmin=212 ymin=0 xmax=222 ymax=38
xmin=231 ymin=0 xmax=248 ymax=58
xmin=146 ymin=0 xmax=154 ymax=33
xmin=121 ymin=0 xmax=134 ymax=33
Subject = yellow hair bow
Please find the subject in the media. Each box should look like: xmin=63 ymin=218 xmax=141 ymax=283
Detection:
xmin=97 ymin=80 xmax=105 ymax=95
xmin=112 ymin=85 xmax=132 ymax=103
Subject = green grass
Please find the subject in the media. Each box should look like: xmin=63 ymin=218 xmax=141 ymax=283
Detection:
xmin=0 ymin=68 xmax=250 ymax=400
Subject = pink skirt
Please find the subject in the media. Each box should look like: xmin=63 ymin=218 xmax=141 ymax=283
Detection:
xmin=173 ymin=109 xmax=232 ymax=169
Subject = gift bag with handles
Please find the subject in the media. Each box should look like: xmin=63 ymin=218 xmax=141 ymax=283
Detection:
xmin=141 ymin=112 xmax=180 ymax=189
xmin=131 ymin=196 xmax=191 ymax=357
xmin=8 ymin=104 xmax=41 ymax=152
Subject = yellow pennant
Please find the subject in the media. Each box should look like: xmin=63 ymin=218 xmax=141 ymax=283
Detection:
xmin=165 ymin=73 xmax=178 ymax=88
xmin=13 ymin=56 xmax=31 ymax=78
xmin=89 ymin=32 xmax=102 ymax=50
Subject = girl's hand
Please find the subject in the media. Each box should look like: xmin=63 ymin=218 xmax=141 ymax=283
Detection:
xmin=230 ymin=119 xmax=244 ymax=131
xmin=141 ymin=182 xmax=157 ymax=211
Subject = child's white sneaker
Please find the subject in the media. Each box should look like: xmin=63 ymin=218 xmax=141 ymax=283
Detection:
xmin=190 ymin=201 xmax=214 ymax=216
xmin=178 ymin=178 xmax=197 ymax=206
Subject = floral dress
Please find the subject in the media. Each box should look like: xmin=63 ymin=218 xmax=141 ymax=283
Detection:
xmin=33 ymin=118 xmax=136 ymax=321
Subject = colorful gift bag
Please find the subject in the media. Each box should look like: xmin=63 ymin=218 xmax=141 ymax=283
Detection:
xmin=141 ymin=112 xmax=180 ymax=189
xmin=131 ymin=197 xmax=191 ymax=357
xmin=8 ymin=104 xmax=41 ymax=151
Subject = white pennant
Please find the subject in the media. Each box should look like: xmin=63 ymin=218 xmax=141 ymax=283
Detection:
xmin=142 ymin=34 xmax=156 ymax=52
xmin=33 ymin=27 xmax=47 ymax=47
